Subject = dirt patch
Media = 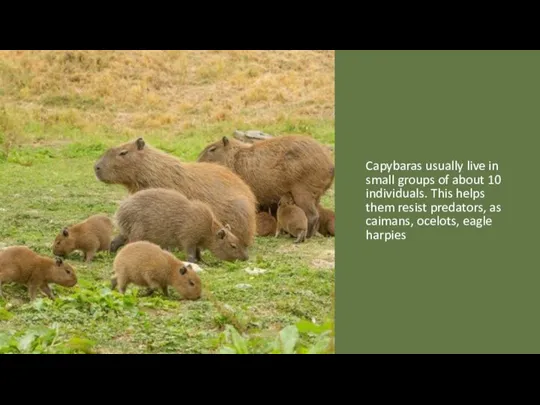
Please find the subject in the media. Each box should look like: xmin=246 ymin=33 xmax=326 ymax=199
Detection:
xmin=311 ymin=259 xmax=334 ymax=270
xmin=276 ymin=241 xmax=335 ymax=270
xmin=311 ymin=248 xmax=334 ymax=269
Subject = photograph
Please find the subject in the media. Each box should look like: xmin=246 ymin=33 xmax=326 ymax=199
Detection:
xmin=0 ymin=50 xmax=335 ymax=354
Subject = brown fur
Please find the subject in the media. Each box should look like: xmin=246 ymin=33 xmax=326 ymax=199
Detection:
xmin=196 ymin=135 xmax=334 ymax=238
xmin=317 ymin=204 xmax=335 ymax=237
xmin=275 ymin=193 xmax=308 ymax=243
xmin=94 ymin=138 xmax=257 ymax=249
xmin=53 ymin=214 xmax=114 ymax=262
xmin=111 ymin=240 xmax=202 ymax=300
xmin=113 ymin=188 xmax=249 ymax=262
xmin=256 ymin=207 xmax=277 ymax=236
xmin=0 ymin=246 xmax=77 ymax=300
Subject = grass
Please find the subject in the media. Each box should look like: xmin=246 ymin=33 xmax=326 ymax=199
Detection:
xmin=0 ymin=50 xmax=334 ymax=354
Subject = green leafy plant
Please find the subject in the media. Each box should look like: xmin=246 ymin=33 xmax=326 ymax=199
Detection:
xmin=29 ymin=281 xmax=141 ymax=319
xmin=0 ymin=307 xmax=14 ymax=321
xmin=0 ymin=324 xmax=95 ymax=354
xmin=218 ymin=318 xmax=334 ymax=354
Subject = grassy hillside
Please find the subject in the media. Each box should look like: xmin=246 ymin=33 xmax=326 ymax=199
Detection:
xmin=0 ymin=50 xmax=334 ymax=152
xmin=0 ymin=50 xmax=335 ymax=354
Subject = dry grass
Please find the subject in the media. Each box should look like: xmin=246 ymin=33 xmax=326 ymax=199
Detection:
xmin=0 ymin=50 xmax=334 ymax=136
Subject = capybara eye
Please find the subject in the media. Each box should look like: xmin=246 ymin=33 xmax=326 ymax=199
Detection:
xmin=209 ymin=146 xmax=217 ymax=152
xmin=65 ymin=269 xmax=71 ymax=274
xmin=189 ymin=280 xmax=195 ymax=287
xmin=230 ymin=244 xmax=237 ymax=249
xmin=119 ymin=150 xmax=128 ymax=156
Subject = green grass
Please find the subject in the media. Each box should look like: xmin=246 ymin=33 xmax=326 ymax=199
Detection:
xmin=0 ymin=127 xmax=335 ymax=354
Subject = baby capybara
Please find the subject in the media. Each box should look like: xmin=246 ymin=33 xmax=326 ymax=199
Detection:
xmin=317 ymin=204 xmax=335 ymax=237
xmin=113 ymin=188 xmax=249 ymax=263
xmin=275 ymin=193 xmax=308 ymax=243
xmin=111 ymin=240 xmax=202 ymax=300
xmin=197 ymin=135 xmax=334 ymax=238
xmin=256 ymin=208 xmax=277 ymax=237
xmin=93 ymin=138 xmax=257 ymax=250
xmin=0 ymin=246 xmax=77 ymax=300
xmin=53 ymin=214 xmax=114 ymax=262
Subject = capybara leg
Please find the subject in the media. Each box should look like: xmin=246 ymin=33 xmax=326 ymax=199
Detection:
xmin=196 ymin=247 xmax=202 ymax=262
xmin=28 ymin=283 xmax=38 ymax=301
xmin=294 ymin=230 xmax=307 ymax=244
xmin=139 ymin=288 xmax=155 ymax=297
xmin=161 ymin=285 xmax=169 ymax=297
xmin=116 ymin=276 xmax=128 ymax=294
xmin=291 ymin=188 xmax=319 ymax=238
xmin=110 ymin=235 xmax=127 ymax=253
xmin=186 ymin=245 xmax=198 ymax=263
xmin=85 ymin=249 xmax=97 ymax=263
xmin=40 ymin=284 xmax=55 ymax=300
xmin=275 ymin=227 xmax=281 ymax=238
xmin=110 ymin=276 xmax=118 ymax=290
xmin=139 ymin=279 xmax=162 ymax=297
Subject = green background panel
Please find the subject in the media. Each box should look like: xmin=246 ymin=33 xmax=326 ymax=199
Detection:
xmin=337 ymin=50 xmax=538 ymax=353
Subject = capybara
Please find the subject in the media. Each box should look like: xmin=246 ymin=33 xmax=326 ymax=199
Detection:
xmin=256 ymin=207 xmax=277 ymax=236
xmin=275 ymin=193 xmax=308 ymax=243
xmin=94 ymin=138 xmax=257 ymax=250
xmin=196 ymin=135 xmax=334 ymax=238
xmin=53 ymin=214 xmax=114 ymax=262
xmin=111 ymin=240 xmax=202 ymax=300
xmin=110 ymin=234 xmax=128 ymax=253
xmin=0 ymin=246 xmax=77 ymax=300
xmin=317 ymin=204 xmax=335 ymax=237
xmin=113 ymin=188 xmax=249 ymax=263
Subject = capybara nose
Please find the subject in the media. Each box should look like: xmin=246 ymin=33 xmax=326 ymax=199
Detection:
xmin=94 ymin=164 xmax=100 ymax=171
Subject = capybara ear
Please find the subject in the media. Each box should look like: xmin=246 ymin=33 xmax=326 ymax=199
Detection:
xmin=186 ymin=264 xmax=193 ymax=271
xmin=179 ymin=265 xmax=187 ymax=275
xmin=136 ymin=137 xmax=145 ymax=150
xmin=62 ymin=228 xmax=69 ymax=237
xmin=222 ymin=136 xmax=229 ymax=146
xmin=55 ymin=256 xmax=63 ymax=266
xmin=217 ymin=228 xmax=226 ymax=239
xmin=224 ymin=223 xmax=231 ymax=231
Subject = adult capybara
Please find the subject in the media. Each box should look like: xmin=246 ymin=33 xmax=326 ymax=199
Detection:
xmin=256 ymin=207 xmax=277 ymax=237
xmin=93 ymin=137 xmax=257 ymax=249
xmin=111 ymin=240 xmax=201 ymax=300
xmin=0 ymin=246 xmax=77 ymax=300
xmin=317 ymin=204 xmax=335 ymax=237
xmin=53 ymin=214 xmax=114 ymax=262
xmin=196 ymin=135 xmax=334 ymax=238
xmin=113 ymin=188 xmax=249 ymax=263
xmin=275 ymin=193 xmax=308 ymax=243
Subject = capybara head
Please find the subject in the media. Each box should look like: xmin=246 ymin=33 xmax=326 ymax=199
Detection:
xmin=173 ymin=263 xmax=202 ymax=300
xmin=327 ymin=217 xmax=335 ymax=236
xmin=50 ymin=257 xmax=78 ymax=287
xmin=278 ymin=193 xmax=295 ymax=207
xmin=110 ymin=235 xmax=127 ymax=253
xmin=94 ymin=137 xmax=147 ymax=185
xmin=319 ymin=207 xmax=335 ymax=237
xmin=211 ymin=224 xmax=249 ymax=262
xmin=53 ymin=227 xmax=76 ymax=257
xmin=197 ymin=136 xmax=242 ymax=164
